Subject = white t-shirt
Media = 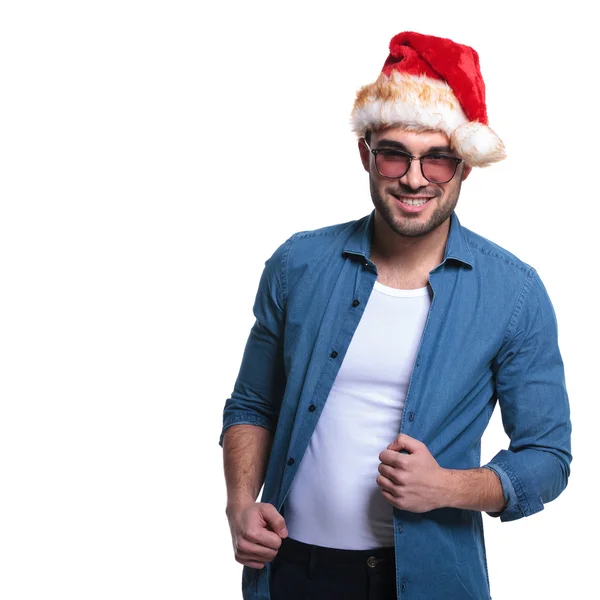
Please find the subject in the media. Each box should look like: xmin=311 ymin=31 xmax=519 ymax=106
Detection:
xmin=284 ymin=281 xmax=431 ymax=549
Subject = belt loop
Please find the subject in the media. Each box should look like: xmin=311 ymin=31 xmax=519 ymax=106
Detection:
xmin=307 ymin=545 xmax=318 ymax=579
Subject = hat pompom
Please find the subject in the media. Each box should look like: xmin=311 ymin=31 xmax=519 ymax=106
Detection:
xmin=451 ymin=121 xmax=506 ymax=167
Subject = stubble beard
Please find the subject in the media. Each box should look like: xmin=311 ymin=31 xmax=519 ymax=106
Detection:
xmin=369 ymin=176 xmax=462 ymax=238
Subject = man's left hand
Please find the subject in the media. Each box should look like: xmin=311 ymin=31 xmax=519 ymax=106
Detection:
xmin=377 ymin=433 xmax=450 ymax=513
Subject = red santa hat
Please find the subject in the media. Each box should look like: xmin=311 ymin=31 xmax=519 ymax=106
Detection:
xmin=351 ymin=31 xmax=506 ymax=167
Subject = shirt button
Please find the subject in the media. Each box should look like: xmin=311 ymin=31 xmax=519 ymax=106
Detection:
xmin=397 ymin=523 xmax=403 ymax=533
xmin=308 ymin=404 xmax=316 ymax=412
xmin=352 ymin=299 xmax=360 ymax=307
xmin=401 ymin=582 xmax=406 ymax=593
xmin=287 ymin=457 xmax=295 ymax=466
xmin=330 ymin=351 xmax=338 ymax=358
xmin=408 ymin=412 xmax=414 ymax=422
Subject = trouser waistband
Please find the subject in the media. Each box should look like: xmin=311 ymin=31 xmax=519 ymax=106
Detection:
xmin=278 ymin=536 xmax=395 ymax=571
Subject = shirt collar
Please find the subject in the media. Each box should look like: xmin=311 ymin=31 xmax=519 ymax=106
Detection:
xmin=342 ymin=210 xmax=474 ymax=269
xmin=342 ymin=210 xmax=375 ymax=260
xmin=443 ymin=212 xmax=474 ymax=268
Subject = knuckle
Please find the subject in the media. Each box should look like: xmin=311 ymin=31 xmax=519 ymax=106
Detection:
xmin=247 ymin=524 xmax=263 ymax=538
xmin=244 ymin=530 xmax=258 ymax=544
xmin=239 ymin=524 xmax=252 ymax=539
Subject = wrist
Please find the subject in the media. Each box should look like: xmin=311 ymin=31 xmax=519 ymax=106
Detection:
xmin=226 ymin=497 xmax=255 ymax=518
xmin=438 ymin=468 xmax=456 ymax=509
xmin=438 ymin=468 xmax=505 ymax=512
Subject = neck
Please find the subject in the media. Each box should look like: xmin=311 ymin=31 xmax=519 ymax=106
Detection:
xmin=370 ymin=213 xmax=451 ymax=285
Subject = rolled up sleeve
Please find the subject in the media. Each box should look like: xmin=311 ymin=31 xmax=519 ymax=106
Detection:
xmin=483 ymin=268 xmax=572 ymax=522
xmin=218 ymin=236 xmax=292 ymax=447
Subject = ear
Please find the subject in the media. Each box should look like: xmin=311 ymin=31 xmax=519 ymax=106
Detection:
xmin=461 ymin=164 xmax=473 ymax=181
xmin=358 ymin=138 xmax=371 ymax=173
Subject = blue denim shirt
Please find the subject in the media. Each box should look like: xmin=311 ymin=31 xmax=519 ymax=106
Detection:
xmin=220 ymin=211 xmax=572 ymax=600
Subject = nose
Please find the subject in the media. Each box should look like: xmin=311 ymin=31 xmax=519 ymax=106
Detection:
xmin=400 ymin=158 xmax=429 ymax=190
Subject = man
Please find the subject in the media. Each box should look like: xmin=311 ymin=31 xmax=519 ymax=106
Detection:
xmin=220 ymin=31 xmax=572 ymax=600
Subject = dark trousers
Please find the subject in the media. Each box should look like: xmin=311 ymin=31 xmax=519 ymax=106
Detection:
xmin=269 ymin=537 xmax=397 ymax=600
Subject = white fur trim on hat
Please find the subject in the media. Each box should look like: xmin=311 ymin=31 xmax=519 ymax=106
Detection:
xmin=351 ymin=72 xmax=505 ymax=167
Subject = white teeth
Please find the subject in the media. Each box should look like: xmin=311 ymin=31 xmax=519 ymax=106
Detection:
xmin=400 ymin=198 xmax=429 ymax=206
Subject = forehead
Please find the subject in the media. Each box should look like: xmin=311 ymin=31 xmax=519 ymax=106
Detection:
xmin=371 ymin=126 xmax=451 ymax=150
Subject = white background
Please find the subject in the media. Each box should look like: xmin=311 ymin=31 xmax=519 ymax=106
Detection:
xmin=0 ymin=1 xmax=597 ymax=599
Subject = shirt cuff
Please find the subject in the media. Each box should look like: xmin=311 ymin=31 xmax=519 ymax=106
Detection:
xmin=219 ymin=413 xmax=274 ymax=447
xmin=482 ymin=449 xmax=546 ymax=522
xmin=481 ymin=464 xmax=517 ymax=520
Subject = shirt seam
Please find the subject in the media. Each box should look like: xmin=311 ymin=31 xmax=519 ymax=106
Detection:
xmin=281 ymin=234 xmax=294 ymax=306
xmin=500 ymin=267 xmax=537 ymax=347
xmin=293 ymin=230 xmax=346 ymax=240
xmin=465 ymin=240 xmax=531 ymax=273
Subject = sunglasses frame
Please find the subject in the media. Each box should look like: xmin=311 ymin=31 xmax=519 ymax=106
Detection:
xmin=362 ymin=139 xmax=464 ymax=184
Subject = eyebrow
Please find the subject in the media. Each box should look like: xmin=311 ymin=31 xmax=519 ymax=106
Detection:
xmin=375 ymin=139 xmax=454 ymax=154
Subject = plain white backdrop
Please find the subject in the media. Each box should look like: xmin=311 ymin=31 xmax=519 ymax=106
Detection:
xmin=0 ymin=1 xmax=597 ymax=599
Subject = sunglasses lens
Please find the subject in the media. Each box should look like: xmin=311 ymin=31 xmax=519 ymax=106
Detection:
xmin=375 ymin=151 xmax=411 ymax=178
xmin=422 ymin=156 xmax=458 ymax=183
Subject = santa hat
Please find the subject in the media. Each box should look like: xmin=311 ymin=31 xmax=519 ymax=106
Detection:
xmin=351 ymin=31 xmax=506 ymax=167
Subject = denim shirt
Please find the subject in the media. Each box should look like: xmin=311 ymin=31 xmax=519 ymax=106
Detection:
xmin=220 ymin=211 xmax=572 ymax=600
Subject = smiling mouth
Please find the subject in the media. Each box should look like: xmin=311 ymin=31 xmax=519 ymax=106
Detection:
xmin=393 ymin=195 xmax=435 ymax=207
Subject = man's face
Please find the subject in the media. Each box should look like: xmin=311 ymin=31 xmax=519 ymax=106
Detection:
xmin=358 ymin=127 xmax=472 ymax=238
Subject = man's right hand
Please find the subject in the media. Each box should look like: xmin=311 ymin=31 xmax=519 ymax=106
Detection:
xmin=226 ymin=502 xmax=288 ymax=569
